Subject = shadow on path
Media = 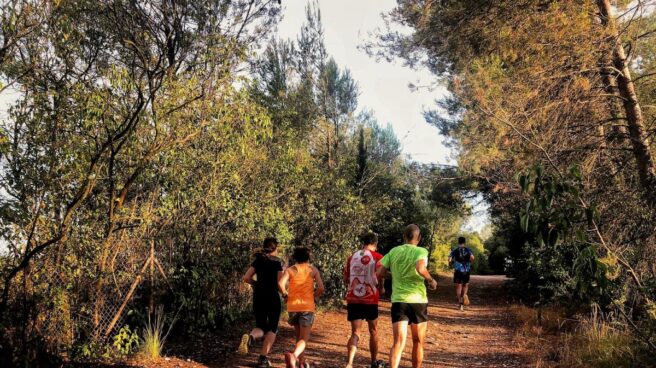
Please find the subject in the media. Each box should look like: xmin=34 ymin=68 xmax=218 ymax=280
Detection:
xmin=203 ymin=274 xmax=532 ymax=368
xmin=95 ymin=274 xmax=532 ymax=368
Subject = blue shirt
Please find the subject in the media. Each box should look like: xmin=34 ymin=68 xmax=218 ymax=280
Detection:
xmin=450 ymin=247 xmax=473 ymax=273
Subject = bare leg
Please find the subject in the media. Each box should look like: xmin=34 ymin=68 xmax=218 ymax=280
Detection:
xmin=462 ymin=283 xmax=469 ymax=300
xmin=346 ymin=320 xmax=362 ymax=367
xmin=294 ymin=325 xmax=312 ymax=363
xmin=293 ymin=325 xmax=302 ymax=356
xmin=455 ymin=283 xmax=463 ymax=304
xmin=250 ymin=327 xmax=264 ymax=341
xmin=368 ymin=319 xmax=379 ymax=364
xmin=260 ymin=331 xmax=276 ymax=356
xmin=410 ymin=322 xmax=427 ymax=368
xmin=389 ymin=321 xmax=408 ymax=368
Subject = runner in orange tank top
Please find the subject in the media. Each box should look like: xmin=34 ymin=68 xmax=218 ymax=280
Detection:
xmin=278 ymin=247 xmax=324 ymax=368
xmin=287 ymin=262 xmax=315 ymax=312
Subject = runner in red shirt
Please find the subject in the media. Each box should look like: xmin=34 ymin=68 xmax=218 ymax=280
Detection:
xmin=344 ymin=233 xmax=386 ymax=368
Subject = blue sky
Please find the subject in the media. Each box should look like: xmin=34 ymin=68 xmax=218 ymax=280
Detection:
xmin=277 ymin=0 xmax=453 ymax=165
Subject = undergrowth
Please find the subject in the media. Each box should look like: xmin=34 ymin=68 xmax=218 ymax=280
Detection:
xmin=510 ymin=305 xmax=654 ymax=368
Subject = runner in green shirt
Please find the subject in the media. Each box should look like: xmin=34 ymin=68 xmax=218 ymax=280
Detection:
xmin=378 ymin=224 xmax=437 ymax=368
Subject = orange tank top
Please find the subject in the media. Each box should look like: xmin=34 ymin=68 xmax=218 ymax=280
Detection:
xmin=287 ymin=263 xmax=315 ymax=312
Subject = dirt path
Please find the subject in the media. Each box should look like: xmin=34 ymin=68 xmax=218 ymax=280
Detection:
xmin=211 ymin=274 xmax=530 ymax=368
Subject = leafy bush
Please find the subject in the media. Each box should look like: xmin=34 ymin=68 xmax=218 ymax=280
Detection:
xmin=75 ymin=325 xmax=139 ymax=362
xmin=484 ymin=235 xmax=510 ymax=274
xmin=512 ymin=165 xmax=610 ymax=307
xmin=112 ymin=326 xmax=139 ymax=357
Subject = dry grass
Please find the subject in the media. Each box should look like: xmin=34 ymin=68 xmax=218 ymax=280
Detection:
xmin=558 ymin=310 xmax=635 ymax=368
xmin=140 ymin=306 xmax=171 ymax=362
xmin=509 ymin=304 xmax=565 ymax=367
xmin=510 ymin=304 xmax=565 ymax=335
xmin=510 ymin=305 xmax=642 ymax=368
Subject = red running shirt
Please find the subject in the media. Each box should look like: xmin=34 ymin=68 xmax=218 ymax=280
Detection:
xmin=344 ymin=249 xmax=383 ymax=305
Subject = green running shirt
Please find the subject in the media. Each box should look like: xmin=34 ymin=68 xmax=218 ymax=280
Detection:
xmin=380 ymin=244 xmax=429 ymax=304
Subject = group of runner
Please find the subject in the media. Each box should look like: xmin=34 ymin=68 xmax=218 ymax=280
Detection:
xmin=238 ymin=224 xmax=475 ymax=368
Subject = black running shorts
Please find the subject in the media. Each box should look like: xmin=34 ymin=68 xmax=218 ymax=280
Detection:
xmin=453 ymin=270 xmax=470 ymax=284
xmin=253 ymin=293 xmax=282 ymax=333
xmin=347 ymin=303 xmax=379 ymax=321
xmin=391 ymin=302 xmax=428 ymax=324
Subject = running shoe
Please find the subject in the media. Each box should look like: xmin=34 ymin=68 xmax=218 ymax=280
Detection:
xmin=237 ymin=333 xmax=251 ymax=355
xmin=460 ymin=304 xmax=464 ymax=311
xmin=371 ymin=360 xmax=387 ymax=368
xmin=463 ymin=294 xmax=470 ymax=306
xmin=257 ymin=355 xmax=272 ymax=367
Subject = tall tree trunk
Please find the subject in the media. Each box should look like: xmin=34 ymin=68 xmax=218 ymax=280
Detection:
xmin=599 ymin=53 xmax=628 ymax=140
xmin=326 ymin=128 xmax=333 ymax=169
xmin=333 ymin=116 xmax=340 ymax=165
xmin=597 ymin=0 xmax=656 ymax=205
xmin=597 ymin=55 xmax=626 ymax=185
xmin=356 ymin=126 xmax=367 ymax=193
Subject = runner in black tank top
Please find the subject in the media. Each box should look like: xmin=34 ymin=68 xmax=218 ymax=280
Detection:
xmin=238 ymin=238 xmax=284 ymax=368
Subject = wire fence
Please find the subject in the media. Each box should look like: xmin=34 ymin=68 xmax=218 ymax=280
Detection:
xmin=5 ymin=237 xmax=173 ymax=357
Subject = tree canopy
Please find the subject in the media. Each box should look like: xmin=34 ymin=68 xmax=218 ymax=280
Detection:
xmin=0 ymin=1 xmax=470 ymax=365
xmin=370 ymin=0 xmax=656 ymax=356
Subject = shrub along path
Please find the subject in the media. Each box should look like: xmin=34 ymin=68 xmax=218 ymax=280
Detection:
xmin=152 ymin=274 xmax=532 ymax=368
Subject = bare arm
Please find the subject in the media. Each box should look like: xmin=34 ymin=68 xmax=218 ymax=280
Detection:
xmin=377 ymin=265 xmax=389 ymax=279
xmin=278 ymin=268 xmax=290 ymax=297
xmin=242 ymin=266 xmax=256 ymax=285
xmin=416 ymin=259 xmax=438 ymax=290
xmin=376 ymin=263 xmax=385 ymax=293
xmin=312 ymin=265 xmax=325 ymax=297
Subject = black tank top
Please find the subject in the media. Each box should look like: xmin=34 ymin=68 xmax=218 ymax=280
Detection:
xmin=251 ymin=254 xmax=283 ymax=297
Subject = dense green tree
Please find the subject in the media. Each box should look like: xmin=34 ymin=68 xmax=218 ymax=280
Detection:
xmin=0 ymin=0 xmax=476 ymax=365
xmin=0 ymin=0 xmax=282 ymax=364
xmin=371 ymin=0 xmax=656 ymax=357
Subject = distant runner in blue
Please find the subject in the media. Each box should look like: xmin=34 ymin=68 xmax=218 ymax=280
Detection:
xmin=448 ymin=236 xmax=475 ymax=311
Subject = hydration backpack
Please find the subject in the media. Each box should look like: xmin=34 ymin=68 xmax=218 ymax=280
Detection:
xmin=454 ymin=247 xmax=471 ymax=264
